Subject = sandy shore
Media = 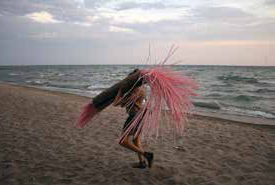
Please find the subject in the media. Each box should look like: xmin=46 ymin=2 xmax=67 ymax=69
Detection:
xmin=0 ymin=83 xmax=275 ymax=185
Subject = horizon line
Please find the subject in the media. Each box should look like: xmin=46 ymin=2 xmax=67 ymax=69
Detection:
xmin=0 ymin=64 xmax=275 ymax=67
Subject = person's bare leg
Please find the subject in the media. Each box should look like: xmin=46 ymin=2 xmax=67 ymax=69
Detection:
xmin=120 ymin=135 xmax=153 ymax=168
xmin=120 ymin=135 xmax=144 ymax=155
xmin=133 ymin=136 xmax=144 ymax=163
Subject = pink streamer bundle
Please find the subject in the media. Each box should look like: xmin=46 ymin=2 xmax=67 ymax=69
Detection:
xmin=76 ymin=102 xmax=98 ymax=128
xmin=119 ymin=66 xmax=198 ymax=143
xmin=76 ymin=45 xmax=198 ymax=143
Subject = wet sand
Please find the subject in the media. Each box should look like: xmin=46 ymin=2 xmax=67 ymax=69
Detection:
xmin=0 ymin=83 xmax=275 ymax=185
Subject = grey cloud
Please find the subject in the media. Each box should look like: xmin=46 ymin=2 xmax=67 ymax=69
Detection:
xmin=0 ymin=0 xmax=40 ymax=15
xmin=112 ymin=5 xmax=275 ymax=41
xmin=113 ymin=6 xmax=255 ymax=37
xmin=114 ymin=1 xmax=189 ymax=11
xmin=84 ymin=0 xmax=106 ymax=8
xmin=0 ymin=11 xmax=138 ymax=65
xmin=192 ymin=6 xmax=253 ymax=23
xmin=265 ymin=0 xmax=275 ymax=5
xmin=0 ymin=0 xmax=91 ymax=23
xmin=1 ymin=1 xmax=275 ymax=65
xmin=1 ymin=1 xmax=273 ymax=42
xmin=115 ymin=2 xmax=166 ymax=11
xmin=0 ymin=11 xmax=134 ymax=42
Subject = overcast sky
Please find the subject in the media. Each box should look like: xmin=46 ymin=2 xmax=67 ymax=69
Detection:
xmin=0 ymin=0 xmax=274 ymax=66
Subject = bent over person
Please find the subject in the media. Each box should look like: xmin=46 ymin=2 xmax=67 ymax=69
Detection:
xmin=113 ymin=71 xmax=154 ymax=169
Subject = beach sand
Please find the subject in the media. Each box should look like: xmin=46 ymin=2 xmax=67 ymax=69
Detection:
xmin=0 ymin=83 xmax=275 ymax=185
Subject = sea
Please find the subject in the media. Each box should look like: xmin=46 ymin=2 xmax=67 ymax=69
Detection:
xmin=1 ymin=65 xmax=274 ymax=125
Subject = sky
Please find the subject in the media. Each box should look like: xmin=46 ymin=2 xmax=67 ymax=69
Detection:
xmin=0 ymin=0 xmax=275 ymax=66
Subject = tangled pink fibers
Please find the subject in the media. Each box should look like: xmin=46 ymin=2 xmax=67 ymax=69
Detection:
xmin=119 ymin=66 xmax=198 ymax=143
xmin=76 ymin=103 xmax=98 ymax=128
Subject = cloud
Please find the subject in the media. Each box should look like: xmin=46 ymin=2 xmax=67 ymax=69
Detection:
xmin=97 ymin=7 xmax=187 ymax=24
xmin=74 ymin=0 xmax=85 ymax=6
xmin=109 ymin=26 xmax=135 ymax=33
xmin=265 ymin=0 xmax=275 ymax=5
xmin=72 ymin=21 xmax=92 ymax=27
xmin=115 ymin=2 xmax=166 ymax=11
xmin=0 ymin=0 xmax=275 ymax=65
xmin=1 ymin=1 xmax=274 ymax=41
xmin=0 ymin=0 xmax=92 ymax=24
xmin=25 ymin=11 xmax=61 ymax=23
xmin=84 ymin=0 xmax=108 ymax=8
xmin=0 ymin=0 xmax=36 ymax=15
xmin=192 ymin=6 xmax=253 ymax=23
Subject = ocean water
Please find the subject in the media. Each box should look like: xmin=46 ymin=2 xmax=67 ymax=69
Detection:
xmin=1 ymin=65 xmax=275 ymax=123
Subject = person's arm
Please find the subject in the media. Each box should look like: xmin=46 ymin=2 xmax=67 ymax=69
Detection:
xmin=113 ymin=88 xmax=123 ymax=106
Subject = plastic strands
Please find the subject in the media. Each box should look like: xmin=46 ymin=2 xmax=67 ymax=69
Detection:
xmin=119 ymin=66 xmax=198 ymax=143
xmin=76 ymin=102 xmax=98 ymax=128
xmin=76 ymin=45 xmax=198 ymax=143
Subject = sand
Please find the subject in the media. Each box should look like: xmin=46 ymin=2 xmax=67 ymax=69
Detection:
xmin=0 ymin=83 xmax=275 ymax=185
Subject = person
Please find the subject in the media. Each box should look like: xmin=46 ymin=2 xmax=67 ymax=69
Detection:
xmin=113 ymin=70 xmax=154 ymax=169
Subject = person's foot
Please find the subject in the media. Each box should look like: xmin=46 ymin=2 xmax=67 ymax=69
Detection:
xmin=144 ymin=152 xmax=154 ymax=168
xmin=132 ymin=161 xmax=147 ymax=169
